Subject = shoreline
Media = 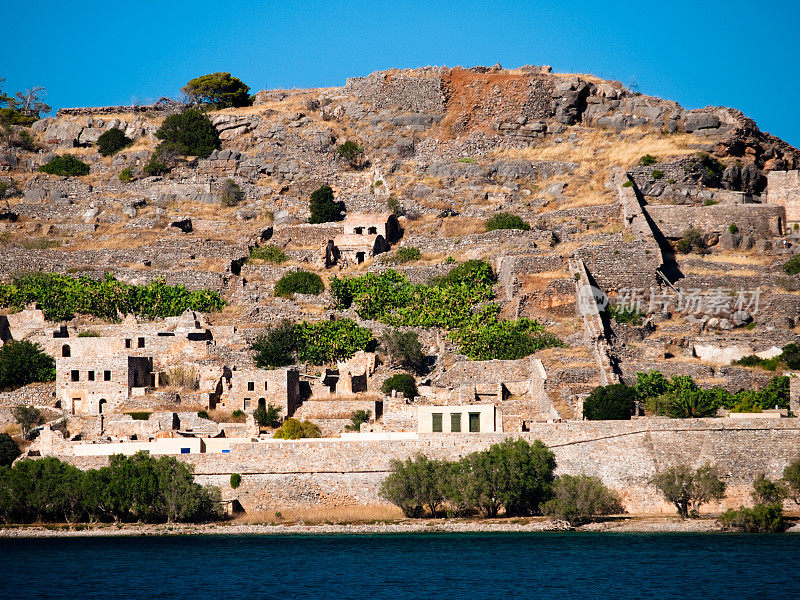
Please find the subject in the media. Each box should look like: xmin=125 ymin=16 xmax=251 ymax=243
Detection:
xmin=3 ymin=516 xmax=796 ymax=537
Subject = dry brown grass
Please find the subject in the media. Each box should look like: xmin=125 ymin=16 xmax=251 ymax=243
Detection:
xmin=231 ymin=504 xmax=404 ymax=524
xmin=498 ymin=127 xmax=701 ymax=168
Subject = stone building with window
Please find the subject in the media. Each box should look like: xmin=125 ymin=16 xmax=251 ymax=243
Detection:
xmin=220 ymin=367 xmax=301 ymax=417
xmin=327 ymin=213 xmax=400 ymax=266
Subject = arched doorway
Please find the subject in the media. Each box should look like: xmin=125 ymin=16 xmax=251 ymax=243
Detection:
xmin=98 ymin=399 xmax=107 ymax=414
xmin=62 ymin=344 xmax=71 ymax=357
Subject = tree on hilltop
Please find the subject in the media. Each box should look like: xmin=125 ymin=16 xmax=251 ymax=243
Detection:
xmin=182 ymin=73 xmax=252 ymax=109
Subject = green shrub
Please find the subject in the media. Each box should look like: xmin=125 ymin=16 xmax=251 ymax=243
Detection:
xmin=273 ymin=271 xmax=324 ymax=297
xmin=0 ymin=340 xmax=55 ymax=391
xmin=783 ymin=255 xmax=800 ymax=275
xmin=782 ymin=456 xmax=800 ymax=504
xmin=380 ymin=329 xmax=426 ymax=373
xmin=652 ymin=463 xmax=726 ymax=518
xmin=719 ymin=503 xmax=787 ymax=532
xmin=125 ymin=412 xmax=151 ymax=420
xmin=780 ymin=343 xmax=800 ymax=370
xmin=219 ymin=179 xmax=244 ymax=207
xmin=387 ymin=195 xmax=402 ymax=216
xmin=583 ymin=384 xmax=636 ymax=420
xmin=752 ymin=473 xmax=786 ymax=505
xmin=252 ymin=320 xmax=297 ymax=368
xmin=230 ymin=473 xmax=242 ymax=489
xmin=197 ymin=410 xmax=209 ymax=419
xmin=143 ymin=153 xmax=169 ymax=176
xmin=182 ymin=72 xmax=251 ymax=109
xmin=0 ymin=432 xmax=21 ymax=467
xmin=729 ymin=223 xmax=739 ymax=235
xmin=96 ymin=128 xmax=132 ymax=156
xmin=118 ymin=168 xmax=133 ymax=182
xmin=0 ymin=453 xmax=221 ymax=523
xmin=675 ymin=227 xmax=705 ymax=254
xmin=155 ymin=108 xmax=220 ymax=158
xmin=231 ymin=409 xmax=245 ymax=419
xmin=639 ymin=154 xmax=657 ymax=166
xmin=294 ymin=319 xmax=375 ymax=364
xmin=0 ymin=272 xmax=225 ymax=321
xmin=542 ymin=474 xmax=624 ymax=525
xmin=253 ymin=404 xmax=282 ymax=428
xmin=38 ymin=154 xmax=90 ymax=176
xmin=732 ymin=355 xmax=779 ymax=371
xmin=249 ymin=245 xmax=288 ymax=263
xmin=337 ymin=140 xmax=364 ymax=168
xmin=609 ymin=304 xmax=644 ymax=325
xmin=273 ymin=418 xmax=321 ymax=439
xmin=309 ymin=185 xmax=345 ymax=224
xmin=381 ymin=373 xmax=418 ymax=398
xmin=345 ymin=409 xmax=372 ymax=432
xmin=622 ymin=180 xmax=634 ymax=188
xmin=11 ymin=405 xmax=43 ymax=439
xmin=485 ymin=212 xmax=531 ymax=232
xmin=390 ymin=246 xmax=422 ymax=263
xmin=651 ymin=169 xmax=664 ymax=180
xmin=731 ymin=394 xmax=762 ymax=413
xmin=434 ymin=259 xmax=496 ymax=287
xmin=450 ymin=314 xmax=563 ymax=361
xmin=703 ymin=199 xmax=718 ymax=206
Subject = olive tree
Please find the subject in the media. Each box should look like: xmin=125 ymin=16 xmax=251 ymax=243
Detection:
xmin=652 ymin=463 xmax=726 ymax=518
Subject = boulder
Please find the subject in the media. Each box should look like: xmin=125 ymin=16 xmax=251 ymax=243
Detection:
xmin=82 ymin=207 xmax=99 ymax=223
xmin=685 ymin=113 xmax=721 ymax=132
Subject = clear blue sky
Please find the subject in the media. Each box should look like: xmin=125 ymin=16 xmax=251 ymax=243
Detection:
xmin=3 ymin=0 xmax=798 ymax=147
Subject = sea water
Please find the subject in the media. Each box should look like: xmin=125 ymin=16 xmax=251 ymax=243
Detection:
xmin=2 ymin=532 xmax=798 ymax=599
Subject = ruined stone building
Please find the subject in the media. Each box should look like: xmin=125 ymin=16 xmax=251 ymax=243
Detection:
xmin=218 ymin=367 xmax=301 ymax=417
xmin=328 ymin=213 xmax=400 ymax=265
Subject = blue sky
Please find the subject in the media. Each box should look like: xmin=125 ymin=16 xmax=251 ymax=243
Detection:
xmin=3 ymin=0 xmax=798 ymax=146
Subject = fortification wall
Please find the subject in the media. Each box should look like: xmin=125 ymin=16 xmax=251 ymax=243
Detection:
xmin=57 ymin=419 xmax=800 ymax=515
xmin=643 ymin=204 xmax=785 ymax=238
xmin=767 ymin=170 xmax=800 ymax=223
xmin=344 ymin=68 xmax=447 ymax=114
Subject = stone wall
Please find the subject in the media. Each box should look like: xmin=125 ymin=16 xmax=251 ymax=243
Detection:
xmin=53 ymin=418 xmax=800 ymax=515
xmin=643 ymin=204 xmax=785 ymax=238
xmin=767 ymin=170 xmax=800 ymax=223
xmin=344 ymin=68 xmax=447 ymax=114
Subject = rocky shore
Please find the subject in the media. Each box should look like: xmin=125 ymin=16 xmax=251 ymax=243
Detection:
xmin=5 ymin=516 xmax=792 ymax=537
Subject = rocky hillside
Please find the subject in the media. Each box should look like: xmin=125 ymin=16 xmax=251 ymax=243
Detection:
xmin=2 ymin=64 xmax=799 ymax=411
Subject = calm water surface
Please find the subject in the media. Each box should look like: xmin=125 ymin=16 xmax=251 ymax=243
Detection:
xmin=2 ymin=532 xmax=798 ymax=599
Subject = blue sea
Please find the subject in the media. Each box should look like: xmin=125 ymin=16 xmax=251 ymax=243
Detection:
xmin=2 ymin=532 xmax=799 ymax=599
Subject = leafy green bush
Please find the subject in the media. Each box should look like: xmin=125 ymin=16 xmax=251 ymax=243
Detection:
xmin=752 ymin=473 xmax=786 ymax=505
xmin=639 ymin=154 xmax=657 ymax=166
xmin=230 ymin=473 xmax=242 ymax=489
xmin=379 ymin=439 xmax=557 ymax=518
xmin=782 ymin=456 xmax=800 ymax=504
xmin=38 ymin=154 xmax=90 ymax=176
xmin=0 ymin=272 xmax=225 ymax=321
xmin=719 ymin=503 xmax=786 ymax=532
xmin=253 ymin=404 xmax=282 ymax=428
xmin=11 ymin=405 xmax=43 ymax=439
xmin=219 ymin=179 xmax=244 ymax=207
xmin=732 ymin=355 xmax=779 ymax=371
xmin=330 ymin=262 xmax=558 ymax=361
xmin=252 ymin=320 xmax=298 ymax=368
xmin=703 ymin=199 xmax=718 ymax=206
xmin=390 ymin=246 xmax=422 ymax=263
xmin=345 ymin=409 xmax=372 ymax=432
xmin=652 ymin=463 xmax=726 ymax=518
xmin=155 ymin=108 xmax=220 ymax=158
xmin=380 ymin=329 xmax=426 ymax=373
xmin=96 ymin=128 xmax=132 ymax=156
xmin=125 ymin=412 xmax=151 ymax=420
xmin=675 ymin=227 xmax=705 ymax=254
xmin=295 ymin=319 xmax=375 ymax=364
xmin=118 ymin=168 xmax=133 ymax=182
xmin=337 ymin=140 xmax=364 ymax=168
xmin=249 ymin=245 xmax=288 ymax=263
xmin=583 ymin=384 xmax=636 ymax=420
xmin=197 ymin=410 xmax=209 ymax=419
xmin=0 ymin=341 xmax=55 ymax=391
xmin=730 ymin=394 xmax=762 ymax=413
xmin=381 ymin=373 xmax=418 ymax=398
xmin=273 ymin=271 xmax=324 ymax=297
xmin=651 ymin=169 xmax=664 ymax=180
xmin=182 ymin=72 xmax=251 ymax=109
xmin=309 ymin=185 xmax=344 ymax=224
xmin=542 ymin=474 xmax=624 ymax=525
xmin=0 ymin=432 xmax=21 ymax=466
xmin=0 ymin=453 xmax=221 ymax=523
xmin=621 ymin=180 xmax=634 ymax=188
xmin=609 ymin=304 xmax=644 ymax=325
xmin=783 ymin=255 xmax=800 ymax=275
xmin=231 ymin=409 xmax=245 ymax=419
xmin=143 ymin=152 xmax=169 ymax=176
xmin=485 ymin=212 xmax=531 ymax=232
xmin=729 ymin=223 xmax=739 ymax=235
xmin=273 ymin=418 xmax=321 ymax=439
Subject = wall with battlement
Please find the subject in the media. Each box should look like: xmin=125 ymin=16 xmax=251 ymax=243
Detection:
xmin=54 ymin=418 xmax=800 ymax=515
xmin=767 ymin=170 xmax=800 ymax=223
